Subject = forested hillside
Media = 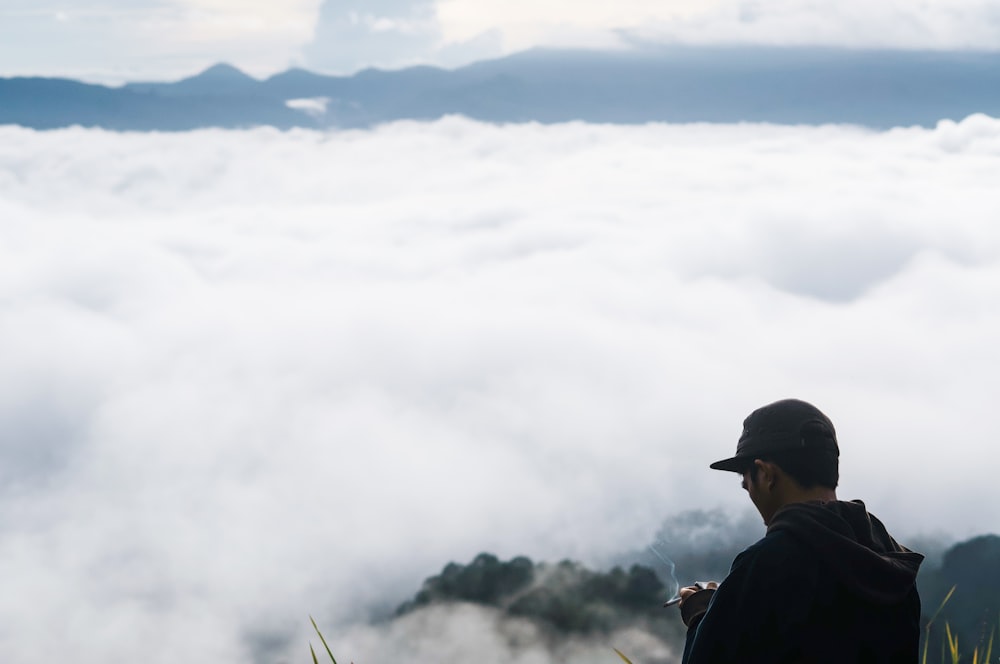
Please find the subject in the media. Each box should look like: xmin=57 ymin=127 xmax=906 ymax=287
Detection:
xmin=389 ymin=530 xmax=998 ymax=661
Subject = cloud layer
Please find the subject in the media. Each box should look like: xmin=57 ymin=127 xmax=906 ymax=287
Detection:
xmin=306 ymin=0 xmax=1000 ymax=74
xmin=0 ymin=0 xmax=323 ymax=82
xmin=1 ymin=116 xmax=999 ymax=662
xmin=436 ymin=0 xmax=1000 ymax=53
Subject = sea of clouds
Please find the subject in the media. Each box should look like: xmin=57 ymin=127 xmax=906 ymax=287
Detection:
xmin=1 ymin=115 xmax=999 ymax=663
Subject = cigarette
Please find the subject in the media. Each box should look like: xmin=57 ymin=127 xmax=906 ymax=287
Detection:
xmin=664 ymin=582 xmax=710 ymax=607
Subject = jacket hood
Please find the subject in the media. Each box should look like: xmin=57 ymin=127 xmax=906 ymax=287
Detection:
xmin=767 ymin=500 xmax=923 ymax=604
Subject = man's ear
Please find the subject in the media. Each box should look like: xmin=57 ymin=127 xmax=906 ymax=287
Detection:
xmin=754 ymin=459 xmax=779 ymax=489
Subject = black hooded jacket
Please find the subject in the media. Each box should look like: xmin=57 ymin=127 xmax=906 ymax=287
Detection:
xmin=681 ymin=500 xmax=924 ymax=664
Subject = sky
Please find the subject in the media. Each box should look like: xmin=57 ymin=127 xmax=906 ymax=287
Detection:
xmin=2 ymin=115 xmax=999 ymax=662
xmin=3 ymin=0 xmax=1000 ymax=81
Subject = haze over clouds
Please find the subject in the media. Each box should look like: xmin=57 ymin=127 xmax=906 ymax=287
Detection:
xmin=4 ymin=0 xmax=1000 ymax=79
xmin=1 ymin=116 xmax=999 ymax=662
xmin=0 ymin=0 xmax=323 ymax=81
xmin=435 ymin=0 xmax=1000 ymax=54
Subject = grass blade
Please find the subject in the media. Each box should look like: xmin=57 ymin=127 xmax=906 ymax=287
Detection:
xmin=945 ymin=623 xmax=959 ymax=664
xmin=310 ymin=643 xmax=320 ymax=664
xmin=309 ymin=615 xmax=339 ymax=664
xmin=930 ymin=587 xmax=957 ymax=625
xmin=613 ymin=647 xmax=634 ymax=664
xmin=979 ymin=627 xmax=993 ymax=664
xmin=922 ymin=585 xmax=957 ymax=664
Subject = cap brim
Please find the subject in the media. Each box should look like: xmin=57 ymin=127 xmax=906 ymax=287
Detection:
xmin=709 ymin=456 xmax=749 ymax=473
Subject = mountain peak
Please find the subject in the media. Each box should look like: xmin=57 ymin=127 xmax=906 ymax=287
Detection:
xmin=192 ymin=63 xmax=256 ymax=82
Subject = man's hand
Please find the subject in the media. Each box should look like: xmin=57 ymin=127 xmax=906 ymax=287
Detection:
xmin=677 ymin=581 xmax=719 ymax=628
xmin=678 ymin=581 xmax=719 ymax=604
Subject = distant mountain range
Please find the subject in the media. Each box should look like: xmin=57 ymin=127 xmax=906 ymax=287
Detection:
xmin=3 ymin=47 xmax=1000 ymax=131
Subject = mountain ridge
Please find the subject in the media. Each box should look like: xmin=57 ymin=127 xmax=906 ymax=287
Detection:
xmin=3 ymin=46 xmax=1000 ymax=130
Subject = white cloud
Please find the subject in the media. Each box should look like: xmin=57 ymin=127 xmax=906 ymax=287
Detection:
xmin=436 ymin=0 xmax=712 ymax=50
xmin=6 ymin=0 xmax=1000 ymax=81
xmin=629 ymin=0 xmax=1000 ymax=50
xmin=304 ymin=0 xmax=442 ymax=74
xmin=335 ymin=604 xmax=678 ymax=664
xmin=286 ymin=97 xmax=331 ymax=118
xmin=166 ymin=0 xmax=323 ymax=42
xmin=1 ymin=116 xmax=999 ymax=662
xmin=437 ymin=0 xmax=1000 ymax=52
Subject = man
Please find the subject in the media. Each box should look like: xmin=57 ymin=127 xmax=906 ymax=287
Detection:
xmin=675 ymin=398 xmax=924 ymax=664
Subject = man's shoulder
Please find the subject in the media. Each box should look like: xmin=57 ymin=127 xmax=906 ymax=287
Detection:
xmin=739 ymin=528 xmax=803 ymax=556
xmin=731 ymin=529 xmax=814 ymax=573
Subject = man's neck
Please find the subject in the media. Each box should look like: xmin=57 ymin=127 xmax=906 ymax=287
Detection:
xmin=788 ymin=487 xmax=838 ymax=505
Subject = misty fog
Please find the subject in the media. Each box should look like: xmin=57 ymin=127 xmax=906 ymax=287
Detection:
xmin=1 ymin=115 xmax=998 ymax=662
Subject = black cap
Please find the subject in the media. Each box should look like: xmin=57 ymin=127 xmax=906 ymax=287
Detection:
xmin=710 ymin=399 xmax=839 ymax=473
